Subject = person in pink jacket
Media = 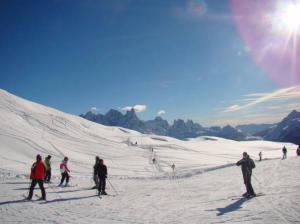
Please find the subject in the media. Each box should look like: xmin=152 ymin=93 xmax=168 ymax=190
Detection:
xmin=58 ymin=157 xmax=70 ymax=187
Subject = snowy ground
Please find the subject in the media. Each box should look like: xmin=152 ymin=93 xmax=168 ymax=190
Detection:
xmin=0 ymin=89 xmax=300 ymax=223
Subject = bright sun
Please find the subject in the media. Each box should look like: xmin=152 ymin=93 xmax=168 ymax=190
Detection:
xmin=276 ymin=2 xmax=300 ymax=33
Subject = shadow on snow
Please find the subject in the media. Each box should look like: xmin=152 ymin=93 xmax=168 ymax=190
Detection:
xmin=40 ymin=195 xmax=97 ymax=204
xmin=216 ymin=197 xmax=249 ymax=216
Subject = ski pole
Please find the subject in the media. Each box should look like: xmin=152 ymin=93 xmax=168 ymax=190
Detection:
xmin=252 ymin=173 xmax=262 ymax=185
xmin=27 ymin=179 xmax=32 ymax=197
xmin=107 ymin=178 xmax=118 ymax=195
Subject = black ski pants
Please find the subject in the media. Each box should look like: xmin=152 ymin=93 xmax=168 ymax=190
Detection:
xmin=60 ymin=172 xmax=69 ymax=185
xmin=44 ymin=169 xmax=51 ymax=182
xmin=242 ymin=170 xmax=255 ymax=195
xmin=98 ymin=177 xmax=106 ymax=193
xmin=28 ymin=179 xmax=46 ymax=199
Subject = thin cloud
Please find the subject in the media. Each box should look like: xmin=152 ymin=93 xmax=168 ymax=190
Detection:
xmin=157 ymin=110 xmax=166 ymax=116
xmin=213 ymin=113 xmax=286 ymax=126
xmin=90 ymin=107 xmax=99 ymax=114
xmin=222 ymin=86 xmax=300 ymax=113
xmin=122 ymin=105 xmax=147 ymax=113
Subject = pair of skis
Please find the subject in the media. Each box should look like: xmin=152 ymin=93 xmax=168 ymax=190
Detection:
xmin=229 ymin=192 xmax=265 ymax=200
xmin=22 ymin=194 xmax=47 ymax=202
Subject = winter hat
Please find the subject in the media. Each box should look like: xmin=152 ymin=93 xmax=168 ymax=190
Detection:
xmin=36 ymin=154 xmax=42 ymax=161
xmin=47 ymin=155 xmax=52 ymax=159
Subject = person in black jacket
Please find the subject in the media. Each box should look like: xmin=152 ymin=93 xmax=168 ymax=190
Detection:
xmin=92 ymin=156 xmax=100 ymax=189
xmin=282 ymin=146 xmax=287 ymax=159
xmin=96 ymin=159 xmax=108 ymax=195
xmin=236 ymin=152 xmax=256 ymax=197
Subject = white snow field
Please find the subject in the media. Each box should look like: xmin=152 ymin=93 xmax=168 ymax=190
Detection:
xmin=0 ymin=89 xmax=299 ymax=224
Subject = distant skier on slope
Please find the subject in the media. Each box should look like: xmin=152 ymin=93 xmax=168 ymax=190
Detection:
xmin=95 ymin=159 xmax=108 ymax=195
xmin=258 ymin=152 xmax=262 ymax=161
xmin=282 ymin=146 xmax=287 ymax=159
xmin=236 ymin=152 xmax=256 ymax=198
xmin=27 ymin=154 xmax=46 ymax=200
xmin=92 ymin=156 xmax=101 ymax=189
xmin=171 ymin=163 xmax=175 ymax=177
xmin=44 ymin=155 xmax=52 ymax=183
xmin=296 ymin=145 xmax=300 ymax=156
xmin=59 ymin=157 xmax=70 ymax=187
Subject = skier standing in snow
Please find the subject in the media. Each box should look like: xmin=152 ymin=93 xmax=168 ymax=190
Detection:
xmin=296 ymin=145 xmax=300 ymax=156
xmin=96 ymin=159 xmax=108 ymax=195
xmin=59 ymin=157 xmax=70 ymax=187
xmin=282 ymin=146 xmax=287 ymax=159
xmin=27 ymin=154 xmax=46 ymax=200
xmin=152 ymin=157 xmax=156 ymax=164
xmin=236 ymin=152 xmax=256 ymax=198
xmin=258 ymin=152 xmax=262 ymax=161
xmin=92 ymin=156 xmax=101 ymax=189
xmin=171 ymin=163 xmax=175 ymax=178
xmin=44 ymin=155 xmax=52 ymax=183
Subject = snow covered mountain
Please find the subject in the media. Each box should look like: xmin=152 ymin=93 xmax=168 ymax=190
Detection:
xmin=0 ymin=89 xmax=299 ymax=223
xmin=80 ymin=110 xmax=247 ymax=141
xmin=263 ymin=110 xmax=300 ymax=145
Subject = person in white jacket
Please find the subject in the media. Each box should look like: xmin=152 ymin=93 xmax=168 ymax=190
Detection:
xmin=58 ymin=157 xmax=70 ymax=186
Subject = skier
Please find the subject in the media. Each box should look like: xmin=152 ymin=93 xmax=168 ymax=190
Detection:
xmin=92 ymin=156 xmax=101 ymax=189
xmin=59 ymin=156 xmax=70 ymax=187
xmin=282 ymin=146 xmax=287 ymax=159
xmin=236 ymin=152 xmax=256 ymax=198
xmin=296 ymin=145 xmax=300 ymax=156
xmin=152 ymin=158 xmax=156 ymax=164
xmin=44 ymin=155 xmax=52 ymax=183
xmin=171 ymin=163 xmax=175 ymax=177
xmin=258 ymin=152 xmax=262 ymax=161
xmin=96 ymin=159 xmax=108 ymax=195
xmin=27 ymin=154 xmax=46 ymax=200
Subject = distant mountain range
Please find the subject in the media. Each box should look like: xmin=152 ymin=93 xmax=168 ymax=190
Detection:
xmin=80 ymin=109 xmax=300 ymax=144
xmin=80 ymin=109 xmax=246 ymax=141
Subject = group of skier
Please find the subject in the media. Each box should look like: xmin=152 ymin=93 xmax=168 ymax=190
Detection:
xmin=27 ymin=144 xmax=299 ymax=200
xmin=237 ymin=145 xmax=300 ymax=199
xmin=27 ymin=154 xmax=71 ymax=200
xmin=281 ymin=145 xmax=300 ymax=159
xmin=27 ymin=154 xmax=108 ymax=200
xmin=92 ymin=156 xmax=108 ymax=195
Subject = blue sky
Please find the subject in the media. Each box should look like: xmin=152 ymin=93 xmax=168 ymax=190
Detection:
xmin=1 ymin=0 xmax=300 ymax=126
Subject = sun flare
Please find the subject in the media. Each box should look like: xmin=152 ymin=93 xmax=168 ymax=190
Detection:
xmin=276 ymin=2 xmax=300 ymax=33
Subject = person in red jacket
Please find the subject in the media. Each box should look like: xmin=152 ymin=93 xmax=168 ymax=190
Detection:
xmin=59 ymin=156 xmax=70 ymax=187
xmin=27 ymin=154 xmax=46 ymax=200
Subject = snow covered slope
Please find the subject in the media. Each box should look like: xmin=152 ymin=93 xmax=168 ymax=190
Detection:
xmin=0 ymin=89 xmax=299 ymax=223
xmin=0 ymin=89 xmax=295 ymax=178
